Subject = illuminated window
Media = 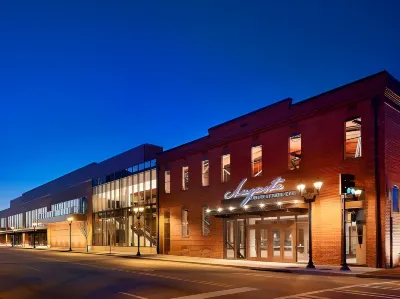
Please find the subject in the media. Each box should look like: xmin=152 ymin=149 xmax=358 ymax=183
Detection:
xmin=221 ymin=154 xmax=231 ymax=182
xmin=202 ymin=160 xmax=209 ymax=186
xmin=182 ymin=166 xmax=189 ymax=190
xmin=345 ymin=118 xmax=362 ymax=158
xmin=289 ymin=134 xmax=301 ymax=170
xmin=165 ymin=170 xmax=171 ymax=194
xmin=182 ymin=209 xmax=189 ymax=237
xmin=251 ymin=145 xmax=262 ymax=177
xmin=202 ymin=207 xmax=210 ymax=236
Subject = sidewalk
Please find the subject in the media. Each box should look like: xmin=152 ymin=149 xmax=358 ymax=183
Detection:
xmin=129 ymin=254 xmax=379 ymax=277
xmin=8 ymin=246 xmax=400 ymax=279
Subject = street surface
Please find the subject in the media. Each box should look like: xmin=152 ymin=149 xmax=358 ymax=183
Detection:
xmin=0 ymin=248 xmax=399 ymax=299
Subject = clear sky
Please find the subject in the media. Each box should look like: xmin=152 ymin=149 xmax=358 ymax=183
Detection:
xmin=1 ymin=0 xmax=400 ymax=209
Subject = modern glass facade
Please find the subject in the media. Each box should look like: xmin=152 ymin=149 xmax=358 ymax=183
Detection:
xmin=92 ymin=160 xmax=158 ymax=248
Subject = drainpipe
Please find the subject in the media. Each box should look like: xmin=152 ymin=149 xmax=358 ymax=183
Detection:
xmin=372 ymin=96 xmax=382 ymax=268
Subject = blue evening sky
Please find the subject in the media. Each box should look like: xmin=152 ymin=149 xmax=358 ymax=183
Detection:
xmin=1 ymin=0 xmax=399 ymax=209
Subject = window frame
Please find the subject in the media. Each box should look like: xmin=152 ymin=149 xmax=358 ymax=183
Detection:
xmin=201 ymin=160 xmax=210 ymax=187
xmin=181 ymin=209 xmax=189 ymax=238
xmin=182 ymin=166 xmax=189 ymax=190
xmin=201 ymin=207 xmax=211 ymax=236
xmin=344 ymin=117 xmax=362 ymax=159
xmin=288 ymin=133 xmax=302 ymax=170
xmin=164 ymin=170 xmax=171 ymax=194
xmin=221 ymin=154 xmax=231 ymax=183
xmin=393 ymin=186 xmax=399 ymax=213
xmin=251 ymin=145 xmax=263 ymax=177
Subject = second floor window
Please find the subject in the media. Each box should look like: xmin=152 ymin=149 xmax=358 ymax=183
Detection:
xmin=182 ymin=166 xmax=189 ymax=190
xmin=345 ymin=117 xmax=362 ymax=158
xmin=221 ymin=154 xmax=231 ymax=182
xmin=165 ymin=170 xmax=171 ymax=193
xmin=202 ymin=160 xmax=209 ymax=186
xmin=251 ymin=145 xmax=262 ymax=177
xmin=289 ymin=134 xmax=301 ymax=170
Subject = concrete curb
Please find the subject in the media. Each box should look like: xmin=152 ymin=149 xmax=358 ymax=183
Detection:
xmin=8 ymin=247 xmax=397 ymax=279
xmin=119 ymin=255 xmax=365 ymax=277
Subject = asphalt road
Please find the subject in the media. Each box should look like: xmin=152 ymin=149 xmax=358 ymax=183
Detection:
xmin=0 ymin=248 xmax=399 ymax=299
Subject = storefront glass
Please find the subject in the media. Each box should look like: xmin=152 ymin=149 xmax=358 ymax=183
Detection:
xmin=92 ymin=164 xmax=157 ymax=248
xmin=225 ymin=214 xmax=308 ymax=263
xmin=345 ymin=209 xmax=366 ymax=265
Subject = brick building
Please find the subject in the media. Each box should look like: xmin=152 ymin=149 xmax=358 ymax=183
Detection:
xmin=157 ymin=71 xmax=400 ymax=268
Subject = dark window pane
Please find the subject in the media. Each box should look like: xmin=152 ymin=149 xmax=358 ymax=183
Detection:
xmin=393 ymin=186 xmax=399 ymax=213
xmin=151 ymin=159 xmax=156 ymax=167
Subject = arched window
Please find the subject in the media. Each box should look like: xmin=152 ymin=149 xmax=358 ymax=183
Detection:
xmin=393 ymin=186 xmax=399 ymax=213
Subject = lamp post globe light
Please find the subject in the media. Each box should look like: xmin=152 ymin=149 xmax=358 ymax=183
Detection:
xmin=67 ymin=217 xmax=73 ymax=252
xmin=133 ymin=205 xmax=145 ymax=257
xmin=297 ymin=181 xmax=323 ymax=269
xmin=10 ymin=226 xmax=15 ymax=247
xmin=32 ymin=222 xmax=38 ymax=249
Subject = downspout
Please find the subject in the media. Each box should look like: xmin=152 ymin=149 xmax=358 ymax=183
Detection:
xmin=372 ymin=96 xmax=382 ymax=268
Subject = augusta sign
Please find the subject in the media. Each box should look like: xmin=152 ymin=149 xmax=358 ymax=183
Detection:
xmin=224 ymin=177 xmax=297 ymax=206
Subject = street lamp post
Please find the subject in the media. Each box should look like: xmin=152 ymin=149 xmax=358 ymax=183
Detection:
xmin=297 ymin=181 xmax=323 ymax=269
xmin=340 ymin=189 xmax=362 ymax=271
xmin=10 ymin=226 xmax=15 ymax=247
xmin=67 ymin=217 xmax=73 ymax=251
xmin=32 ymin=222 xmax=38 ymax=249
xmin=133 ymin=205 xmax=145 ymax=257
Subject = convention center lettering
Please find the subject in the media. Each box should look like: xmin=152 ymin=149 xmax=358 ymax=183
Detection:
xmin=224 ymin=177 xmax=297 ymax=206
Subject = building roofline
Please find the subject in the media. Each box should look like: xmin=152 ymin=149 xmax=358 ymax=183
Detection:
xmin=209 ymin=70 xmax=389 ymax=131
xmin=158 ymin=136 xmax=209 ymax=156
xmin=159 ymin=70 xmax=391 ymax=157
xmin=21 ymin=162 xmax=98 ymax=197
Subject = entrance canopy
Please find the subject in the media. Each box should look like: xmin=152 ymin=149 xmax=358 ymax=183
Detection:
xmin=208 ymin=176 xmax=307 ymax=217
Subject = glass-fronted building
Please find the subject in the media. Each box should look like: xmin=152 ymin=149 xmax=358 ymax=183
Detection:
xmin=92 ymin=160 xmax=158 ymax=249
xmin=0 ymin=143 xmax=162 ymax=252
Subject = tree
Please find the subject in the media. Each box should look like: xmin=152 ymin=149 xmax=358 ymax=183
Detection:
xmin=78 ymin=221 xmax=89 ymax=253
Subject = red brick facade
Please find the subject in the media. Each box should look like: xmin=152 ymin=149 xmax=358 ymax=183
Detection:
xmin=384 ymin=87 xmax=400 ymax=267
xmin=158 ymin=71 xmax=400 ymax=268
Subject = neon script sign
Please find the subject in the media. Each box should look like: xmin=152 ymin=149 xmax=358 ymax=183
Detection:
xmin=224 ymin=177 xmax=293 ymax=206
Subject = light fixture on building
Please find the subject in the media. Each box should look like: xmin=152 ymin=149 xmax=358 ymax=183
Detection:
xmin=313 ymin=181 xmax=323 ymax=194
xmin=277 ymin=202 xmax=282 ymax=206
xmin=293 ymin=200 xmax=298 ymax=204
xmin=229 ymin=206 xmax=235 ymax=211
xmin=206 ymin=208 xmax=211 ymax=213
xmin=243 ymin=205 xmax=249 ymax=210
xmin=217 ymin=207 xmax=223 ymax=212
xmin=259 ymin=203 xmax=265 ymax=208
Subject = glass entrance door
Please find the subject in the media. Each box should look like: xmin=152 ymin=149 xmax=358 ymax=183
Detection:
xmin=248 ymin=224 xmax=296 ymax=262
xmin=260 ymin=228 xmax=268 ymax=258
